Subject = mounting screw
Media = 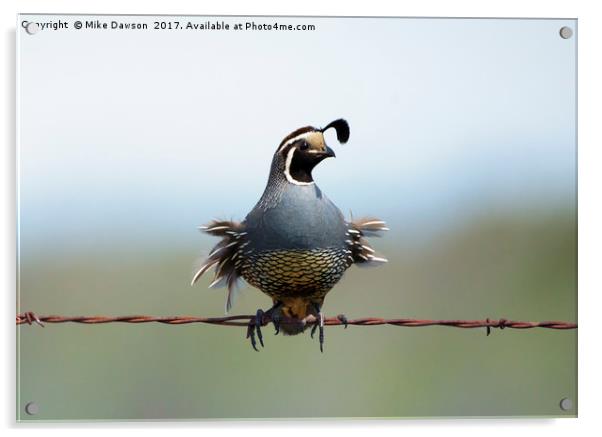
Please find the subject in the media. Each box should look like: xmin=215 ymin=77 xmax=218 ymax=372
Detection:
xmin=559 ymin=397 xmax=573 ymax=411
xmin=25 ymin=22 xmax=40 ymax=35
xmin=559 ymin=26 xmax=573 ymax=39
xmin=24 ymin=402 xmax=39 ymax=415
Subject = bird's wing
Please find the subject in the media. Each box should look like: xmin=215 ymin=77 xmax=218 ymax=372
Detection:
xmin=191 ymin=219 xmax=247 ymax=313
xmin=346 ymin=217 xmax=389 ymax=267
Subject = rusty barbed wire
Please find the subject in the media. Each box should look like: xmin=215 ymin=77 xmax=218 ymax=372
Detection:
xmin=16 ymin=312 xmax=577 ymax=335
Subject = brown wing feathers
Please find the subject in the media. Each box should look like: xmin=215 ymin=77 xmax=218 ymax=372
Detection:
xmin=192 ymin=217 xmax=387 ymax=310
xmin=191 ymin=220 xmax=246 ymax=312
xmin=347 ymin=218 xmax=389 ymax=266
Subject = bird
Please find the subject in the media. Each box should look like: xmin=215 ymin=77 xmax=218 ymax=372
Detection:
xmin=191 ymin=119 xmax=388 ymax=351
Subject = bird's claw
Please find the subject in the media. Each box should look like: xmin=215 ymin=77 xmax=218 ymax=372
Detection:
xmin=309 ymin=304 xmax=326 ymax=352
xmin=272 ymin=313 xmax=281 ymax=335
xmin=246 ymin=322 xmax=259 ymax=351
xmin=318 ymin=312 xmax=325 ymax=352
xmin=246 ymin=304 xmax=285 ymax=349
xmin=255 ymin=309 xmax=265 ymax=348
xmin=246 ymin=308 xmax=269 ymax=351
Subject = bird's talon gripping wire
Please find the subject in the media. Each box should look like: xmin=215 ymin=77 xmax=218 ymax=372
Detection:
xmin=255 ymin=309 xmax=265 ymax=348
xmin=310 ymin=304 xmax=326 ymax=352
xmin=337 ymin=314 xmax=348 ymax=329
xmin=318 ymin=312 xmax=325 ymax=353
xmin=267 ymin=302 xmax=283 ymax=336
xmin=246 ymin=321 xmax=259 ymax=351
xmin=272 ymin=313 xmax=281 ymax=335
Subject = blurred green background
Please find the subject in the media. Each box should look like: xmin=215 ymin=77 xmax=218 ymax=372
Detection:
xmin=17 ymin=207 xmax=576 ymax=420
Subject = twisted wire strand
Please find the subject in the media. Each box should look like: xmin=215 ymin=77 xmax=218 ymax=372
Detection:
xmin=16 ymin=312 xmax=577 ymax=334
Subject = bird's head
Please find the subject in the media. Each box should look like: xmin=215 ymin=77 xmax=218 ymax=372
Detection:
xmin=273 ymin=119 xmax=350 ymax=185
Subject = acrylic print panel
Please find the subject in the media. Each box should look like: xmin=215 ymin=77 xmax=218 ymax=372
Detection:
xmin=17 ymin=15 xmax=577 ymax=420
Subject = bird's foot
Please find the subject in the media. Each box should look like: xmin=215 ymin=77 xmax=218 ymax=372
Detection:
xmin=310 ymin=312 xmax=325 ymax=352
xmin=246 ymin=322 xmax=258 ymax=351
xmin=245 ymin=304 xmax=285 ymax=349
xmin=255 ymin=309 xmax=265 ymax=348
xmin=272 ymin=312 xmax=281 ymax=335
xmin=265 ymin=302 xmax=284 ymax=336
xmin=246 ymin=308 xmax=265 ymax=351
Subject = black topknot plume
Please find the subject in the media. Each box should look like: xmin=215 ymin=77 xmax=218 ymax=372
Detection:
xmin=321 ymin=119 xmax=350 ymax=144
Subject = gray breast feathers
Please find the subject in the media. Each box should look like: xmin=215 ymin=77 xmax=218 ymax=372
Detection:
xmin=244 ymin=183 xmax=347 ymax=252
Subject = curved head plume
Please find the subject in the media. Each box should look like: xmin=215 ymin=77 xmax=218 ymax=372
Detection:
xmin=275 ymin=119 xmax=350 ymax=185
xmin=320 ymin=118 xmax=350 ymax=144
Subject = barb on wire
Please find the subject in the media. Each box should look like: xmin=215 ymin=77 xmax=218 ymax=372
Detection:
xmin=16 ymin=312 xmax=577 ymax=335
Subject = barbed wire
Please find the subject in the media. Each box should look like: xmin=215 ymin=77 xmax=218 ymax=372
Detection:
xmin=16 ymin=312 xmax=577 ymax=335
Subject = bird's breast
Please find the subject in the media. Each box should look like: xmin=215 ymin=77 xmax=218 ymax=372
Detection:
xmin=244 ymin=183 xmax=347 ymax=251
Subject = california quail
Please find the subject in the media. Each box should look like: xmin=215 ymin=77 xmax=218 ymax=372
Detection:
xmin=191 ymin=119 xmax=388 ymax=351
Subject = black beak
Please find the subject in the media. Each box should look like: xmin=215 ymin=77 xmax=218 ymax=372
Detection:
xmin=322 ymin=145 xmax=336 ymax=158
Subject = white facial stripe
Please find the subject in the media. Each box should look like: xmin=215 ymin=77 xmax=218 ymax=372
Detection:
xmin=284 ymin=147 xmax=314 ymax=186
xmin=277 ymin=131 xmax=315 ymax=154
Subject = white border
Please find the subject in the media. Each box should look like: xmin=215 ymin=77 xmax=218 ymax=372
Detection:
xmin=3 ymin=1 xmax=599 ymax=436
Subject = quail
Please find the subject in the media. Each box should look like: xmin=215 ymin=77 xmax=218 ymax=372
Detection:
xmin=191 ymin=119 xmax=388 ymax=351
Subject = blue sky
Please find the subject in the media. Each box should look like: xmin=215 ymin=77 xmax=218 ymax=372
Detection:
xmin=18 ymin=16 xmax=576 ymax=252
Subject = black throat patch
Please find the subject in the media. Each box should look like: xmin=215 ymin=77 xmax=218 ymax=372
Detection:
xmin=288 ymin=149 xmax=319 ymax=183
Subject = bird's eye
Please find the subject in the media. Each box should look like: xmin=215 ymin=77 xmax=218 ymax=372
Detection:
xmin=299 ymin=141 xmax=309 ymax=151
